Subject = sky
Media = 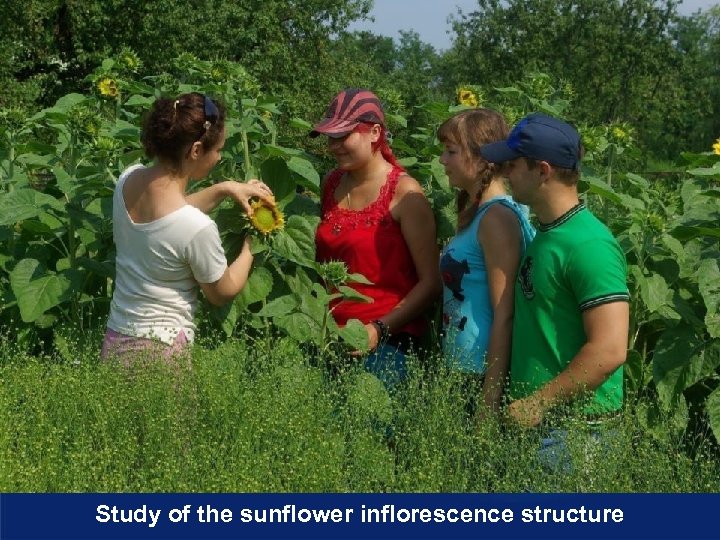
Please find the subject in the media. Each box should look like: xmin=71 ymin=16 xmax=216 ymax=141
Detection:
xmin=348 ymin=0 xmax=719 ymax=51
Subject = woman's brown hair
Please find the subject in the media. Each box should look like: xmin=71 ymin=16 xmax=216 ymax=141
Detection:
xmin=437 ymin=109 xmax=509 ymax=231
xmin=141 ymin=92 xmax=226 ymax=171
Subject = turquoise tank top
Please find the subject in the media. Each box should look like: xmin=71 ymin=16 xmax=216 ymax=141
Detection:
xmin=440 ymin=195 xmax=536 ymax=373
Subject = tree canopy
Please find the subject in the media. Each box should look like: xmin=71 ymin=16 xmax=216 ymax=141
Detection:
xmin=443 ymin=0 xmax=720 ymax=156
xmin=1 ymin=0 xmax=718 ymax=158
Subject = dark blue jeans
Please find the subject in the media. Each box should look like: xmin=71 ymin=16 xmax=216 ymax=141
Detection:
xmin=363 ymin=340 xmax=408 ymax=391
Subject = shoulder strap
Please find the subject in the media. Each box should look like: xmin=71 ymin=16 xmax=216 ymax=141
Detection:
xmin=376 ymin=166 xmax=404 ymax=210
xmin=475 ymin=197 xmax=536 ymax=251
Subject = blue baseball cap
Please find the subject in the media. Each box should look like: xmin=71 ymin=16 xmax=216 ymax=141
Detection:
xmin=479 ymin=113 xmax=582 ymax=170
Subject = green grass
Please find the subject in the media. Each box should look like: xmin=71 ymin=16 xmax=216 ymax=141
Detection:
xmin=0 ymin=335 xmax=717 ymax=492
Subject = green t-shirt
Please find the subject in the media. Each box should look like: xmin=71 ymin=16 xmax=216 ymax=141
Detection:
xmin=509 ymin=203 xmax=629 ymax=414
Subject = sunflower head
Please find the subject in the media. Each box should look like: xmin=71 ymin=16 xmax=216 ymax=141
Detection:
xmin=94 ymin=136 xmax=118 ymax=152
xmin=318 ymin=260 xmax=350 ymax=289
xmin=607 ymin=122 xmax=633 ymax=146
xmin=713 ymin=138 xmax=720 ymax=156
xmin=456 ymin=85 xmax=479 ymax=108
xmin=97 ymin=77 xmax=119 ymax=99
xmin=249 ymin=199 xmax=284 ymax=235
xmin=117 ymin=48 xmax=141 ymax=73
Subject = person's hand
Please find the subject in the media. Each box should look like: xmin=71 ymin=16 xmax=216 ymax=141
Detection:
xmin=229 ymin=179 xmax=274 ymax=215
xmin=506 ymin=396 xmax=545 ymax=428
xmin=241 ymin=235 xmax=253 ymax=253
xmin=349 ymin=323 xmax=379 ymax=357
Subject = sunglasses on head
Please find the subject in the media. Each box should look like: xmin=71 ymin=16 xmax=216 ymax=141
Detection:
xmin=202 ymin=95 xmax=219 ymax=132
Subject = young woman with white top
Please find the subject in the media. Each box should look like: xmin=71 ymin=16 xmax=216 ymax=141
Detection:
xmin=101 ymin=92 xmax=274 ymax=365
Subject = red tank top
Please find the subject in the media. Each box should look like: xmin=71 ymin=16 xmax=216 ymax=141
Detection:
xmin=315 ymin=166 xmax=425 ymax=336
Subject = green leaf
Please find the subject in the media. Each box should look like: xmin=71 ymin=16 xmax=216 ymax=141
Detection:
xmin=384 ymin=113 xmax=407 ymax=128
xmin=706 ymin=386 xmax=720 ymax=445
xmin=337 ymin=285 xmax=372 ymax=303
xmin=398 ymin=157 xmax=418 ymax=168
xmin=275 ymin=312 xmax=321 ymax=344
xmin=208 ymin=298 xmax=238 ymax=337
xmin=282 ymin=265 xmax=314 ymax=298
xmin=338 ymin=319 xmax=369 ymax=352
xmin=237 ymin=267 xmax=274 ymax=307
xmin=53 ymin=333 xmax=74 ymax=362
xmin=123 ymin=95 xmax=154 ymax=107
xmin=288 ymin=118 xmax=312 ymax=130
xmin=287 ymin=156 xmax=320 ymax=189
xmin=76 ymin=257 xmax=115 ymax=279
xmin=637 ymin=397 xmax=689 ymax=443
xmin=347 ymin=272 xmax=373 ymax=285
xmin=687 ymin=162 xmax=720 ymax=177
xmin=639 ymin=273 xmax=671 ymax=313
xmin=283 ymin=193 xmax=320 ymax=218
xmin=220 ymin=302 xmax=239 ymax=337
xmin=624 ymin=349 xmax=648 ymax=397
xmin=670 ymin=225 xmax=720 ymax=241
xmin=9 ymin=259 xmax=73 ymax=322
xmin=52 ymin=93 xmax=88 ymax=112
xmin=295 ymin=291 xmax=328 ymax=326
xmin=652 ymin=325 xmax=700 ymax=409
xmin=653 ymin=327 xmax=720 ymax=410
xmin=259 ymin=157 xmax=296 ymax=205
xmin=697 ymin=259 xmax=720 ymax=339
xmin=255 ymin=294 xmax=298 ymax=317
xmin=0 ymin=189 xmax=64 ymax=226
xmin=271 ymin=215 xmax=316 ymax=266
xmin=16 ymin=153 xmax=54 ymax=168
xmin=429 ymin=157 xmax=449 ymax=190
xmin=660 ymin=234 xmax=686 ymax=265
xmin=678 ymin=190 xmax=720 ymax=226
xmin=104 ymin=120 xmax=141 ymax=141
xmin=586 ymin=177 xmax=645 ymax=211
xmin=53 ymin=165 xmax=78 ymax=198
xmin=624 ymin=173 xmax=650 ymax=189
xmin=20 ymin=219 xmax=53 ymax=235
xmin=262 ymin=144 xmax=305 ymax=158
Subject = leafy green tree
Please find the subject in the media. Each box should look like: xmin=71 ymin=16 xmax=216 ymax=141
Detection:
xmin=442 ymin=0 xmax=718 ymax=157
xmin=0 ymin=0 xmax=373 ymax=114
xmin=671 ymin=6 xmax=720 ymax=152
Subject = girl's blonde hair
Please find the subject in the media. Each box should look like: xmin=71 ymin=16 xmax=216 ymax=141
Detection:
xmin=437 ymin=109 xmax=509 ymax=230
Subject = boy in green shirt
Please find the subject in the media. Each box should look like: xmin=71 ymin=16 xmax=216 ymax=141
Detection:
xmin=480 ymin=113 xmax=630 ymax=428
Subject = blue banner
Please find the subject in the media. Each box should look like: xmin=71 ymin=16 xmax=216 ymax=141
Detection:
xmin=0 ymin=493 xmax=716 ymax=539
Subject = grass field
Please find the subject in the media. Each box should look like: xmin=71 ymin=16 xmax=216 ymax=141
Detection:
xmin=0 ymin=334 xmax=717 ymax=493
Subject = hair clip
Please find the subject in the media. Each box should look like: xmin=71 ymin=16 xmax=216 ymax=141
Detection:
xmin=203 ymin=120 xmax=211 ymax=132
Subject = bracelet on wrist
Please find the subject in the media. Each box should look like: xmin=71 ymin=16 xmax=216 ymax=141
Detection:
xmin=372 ymin=319 xmax=390 ymax=341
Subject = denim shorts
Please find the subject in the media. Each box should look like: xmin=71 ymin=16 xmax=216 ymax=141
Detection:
xmin=363 ymin=333 xmax=413 ymax=390
xmin=537 ymin=420 xmax=619 ymax=476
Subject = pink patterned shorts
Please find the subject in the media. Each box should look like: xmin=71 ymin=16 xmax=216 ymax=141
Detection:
xmin=100 ymin=328 xmax=189 ymax=368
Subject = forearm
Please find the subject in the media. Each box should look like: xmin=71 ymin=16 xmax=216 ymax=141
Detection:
xmin=202 ymin=241 xmax=254 ymax=306
xmin=482 ymin=317 xmax=512 ymax=410
xmin=185 ymin=181 xmax=233 ymax=213
xmin=528 ymin=342 xmax=626 ymax=413
xmin=377 ymin=278 xmax=441 ymax=333
xmin=224 ymin=245 xmax=254 ymax=298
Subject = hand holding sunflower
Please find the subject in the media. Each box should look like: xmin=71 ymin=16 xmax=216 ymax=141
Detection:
xmin=229 ymin=179 xmax=275 ymax=216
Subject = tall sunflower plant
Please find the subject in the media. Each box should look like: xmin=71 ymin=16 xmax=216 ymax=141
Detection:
xmin=211 ymin=194 xmax=372 ymax=353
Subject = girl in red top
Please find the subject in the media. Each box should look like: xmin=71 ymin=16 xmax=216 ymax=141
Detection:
xmin=312 ymin=88 xmax=441 ymax=387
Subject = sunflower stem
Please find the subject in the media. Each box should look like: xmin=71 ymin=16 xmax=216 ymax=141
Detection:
xmin=241 ymin=128 xmax=253 ymax=180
